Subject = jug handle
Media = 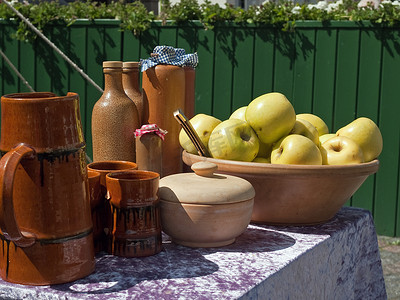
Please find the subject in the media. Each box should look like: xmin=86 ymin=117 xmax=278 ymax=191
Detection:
xmin=0 ymin=143 xmax=36 ymax=247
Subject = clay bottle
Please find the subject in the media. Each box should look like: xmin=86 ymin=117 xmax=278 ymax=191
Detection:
xmin=122 ymin=62 xmax=144 ymax=125
xmin=92 ymin=61 xmax=140 ymax=162
xmin=142 ymin=65 xmax=185 ymax=177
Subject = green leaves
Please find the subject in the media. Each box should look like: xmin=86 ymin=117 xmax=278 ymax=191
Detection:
xmin=0 ymin=0 xmax=400 ymax=41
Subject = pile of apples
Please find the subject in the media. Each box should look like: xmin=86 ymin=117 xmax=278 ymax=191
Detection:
xmin=179 ymin=92 xmax=383 ymax=165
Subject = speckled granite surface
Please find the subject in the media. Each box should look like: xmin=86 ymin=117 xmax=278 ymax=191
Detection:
xmin=0 ymin=207 xmax=386 ymax=300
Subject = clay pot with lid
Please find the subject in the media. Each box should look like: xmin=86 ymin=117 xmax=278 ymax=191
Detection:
xmin=159 ymin=161 xmax=255 ymax=248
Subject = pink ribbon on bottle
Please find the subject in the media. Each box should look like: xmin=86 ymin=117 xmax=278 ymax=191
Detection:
xmin=134 ymin=124 xmax=168 ymax=140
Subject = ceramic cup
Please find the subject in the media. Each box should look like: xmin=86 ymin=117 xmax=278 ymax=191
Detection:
xmin=87 ymin=161 xmax=138 ymax=253
xmin=106 ymin=170 xmax=162 ymax=257
xmin=87 ymin=170 xmax=103 ymax=253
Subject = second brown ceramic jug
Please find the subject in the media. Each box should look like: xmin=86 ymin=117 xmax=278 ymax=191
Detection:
xmin=0 ymin=92 xmax=95 ymax=285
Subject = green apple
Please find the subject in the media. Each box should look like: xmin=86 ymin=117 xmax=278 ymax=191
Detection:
xmin=252 ymin=157 xmax=271 ymax=163
xmin=296 ymin=113 xmax=329 ymax=136
xmin=229 ymin=106 xmax=247 ymax=121
xmin=271 ymin=134 xmax=322 ymax=165
xmin=320 ymin=136 xmax=364 ymax=165
xmin=179 ymin=113 xmax=221 ymax=154
xmin=290 ymin=118 xmax=320 ymax=145
xmin=336 ymin=117 xmax=383 ymax=162
xmin=245 ymin=92 xmax=296 ymax=144
xmin=319 ymin=133 xmax=336 ymax=144
xmin=208 ymin=119 xmax=260 ymax=162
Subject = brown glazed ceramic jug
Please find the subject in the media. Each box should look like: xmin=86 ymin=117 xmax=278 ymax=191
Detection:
xmin=92 ymin=61 xmax=140 ymax=162
xmin=0 ymin=92 xmax=95 ymax=285
xmin=184 ymin=66 xmax=196 ymax=120
xmin=142 ymin=65 xmax=185 ymax=177
xmin=122 ymin=61 xmax=145 ymax=126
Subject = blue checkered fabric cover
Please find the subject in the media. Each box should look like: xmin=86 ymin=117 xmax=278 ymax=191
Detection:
xmin=140 ymin=45 xmax=199 ymax=72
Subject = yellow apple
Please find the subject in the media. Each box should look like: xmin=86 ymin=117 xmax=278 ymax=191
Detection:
xmin=290 ymin=118 xmax=320 ymax=145
xmin=179 ymin=113 xmax=221 ymax=154
xmin=208 ymin=119 xmax=260 ymax=162
xmin=319 ymin=133 xmax=336 ymax=144
xmin=229 ymin=106 xmax=247 ymax=121
xmin=271 ymin=134 xmax=322 ymax=165
xmin=245 ymin=92 xmax=296 ymax=144
xmin=336 ymin=117 xmax=383 ymax=162
xmin=296 ymin=113 xmax=329 ymax=136
xmin=252 ymin=157 xmax=271 ymax=163
xmin=320 ymin=136 xmax=364 ymax=165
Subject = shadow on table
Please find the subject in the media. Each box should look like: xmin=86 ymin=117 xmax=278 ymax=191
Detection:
xmin=50 ymin=227 xmax=295 ymax=296
xmin=253 ymin=207 xmax=370 ymax=236
xmin=201 ymin=226 xmax=296 ymax=254
xmin=50 ymin=246 xmax=219 ymax=295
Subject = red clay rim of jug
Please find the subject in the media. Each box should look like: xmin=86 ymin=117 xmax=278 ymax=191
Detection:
xmin=1 ymin=92 xmax=78 ymax=102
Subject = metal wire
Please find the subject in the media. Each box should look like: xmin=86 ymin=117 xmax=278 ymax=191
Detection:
xmin=2 ymin=0 xmax=104 ymax=93
xmin=0 ymin=48 xmax=35 ymax=92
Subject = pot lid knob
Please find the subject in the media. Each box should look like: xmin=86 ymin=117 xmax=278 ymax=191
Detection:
xmin=191 ymin=161 xmax=218 ymax=177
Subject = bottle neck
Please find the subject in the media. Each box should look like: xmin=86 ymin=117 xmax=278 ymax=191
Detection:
xmin=122 ymin=68 xmax=140 ymax=91
xmin=103 ymin=69 xmax=124 ymax=93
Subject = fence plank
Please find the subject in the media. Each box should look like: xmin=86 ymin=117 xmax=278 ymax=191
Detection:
xmin=231 ymin=26 xmax=255 ymax=111
xmin=19 ymin=37 xmax=35 ymax=93
xmin=194 ymin=24 xmax=214 ymax=115
xmin=333 ymin=28 xmax=359 ymax=130
xmin=312 ymin=28 xmax=337 ymax=133
xmin=68 ymin=24 xmax=89 ymax=145
xmin=273 ymin=29 xmax=295 ymax=98
xmin=374 ymin=28 xmax=400 ymax=236
xmin=253 ymin=27 xmax=275 ymax=98
xmin=122 ymin=31 xmax=141 ymax=61
xmin=351 ymin=27 xmax=382 ymax=212
xmin=212 ymin=25 xmax=235 ymax=120
xmin=85 ymin=25 xmax=107 ymax=160
xmin=2 ymin=23 xmax=19 ymax=95
xmin=292 ymin=28 xmax=315 ymax=114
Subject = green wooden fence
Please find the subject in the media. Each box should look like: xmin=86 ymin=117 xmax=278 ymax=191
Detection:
xmin=0 ymin=19 xmax=399 ymax=236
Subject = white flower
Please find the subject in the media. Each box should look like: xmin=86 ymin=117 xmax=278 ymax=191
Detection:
xmin=392 ymin=0 xmax=400 ymax=5
xmin=308 ymin=1 xmax=329 ymax=10
xmin=292 ymin=6 xmax=301 ymax=14
xmin=315 ymin=1 xmax=329 ymax=10
xmin=327 ymin=2 xmax=340 ymax=12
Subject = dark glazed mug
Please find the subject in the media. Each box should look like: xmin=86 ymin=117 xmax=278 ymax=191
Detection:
xmin=0 ymin=92 xmax=95 ymax=285
xmin=87 ymin=160 xmax=138 ymax=253
xmin=106 ymin=170 xmax=162 ymax=257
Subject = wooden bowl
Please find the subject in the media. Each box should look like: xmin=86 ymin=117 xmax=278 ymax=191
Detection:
xmin=182 ymin=151 xmax=380 ymax=225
